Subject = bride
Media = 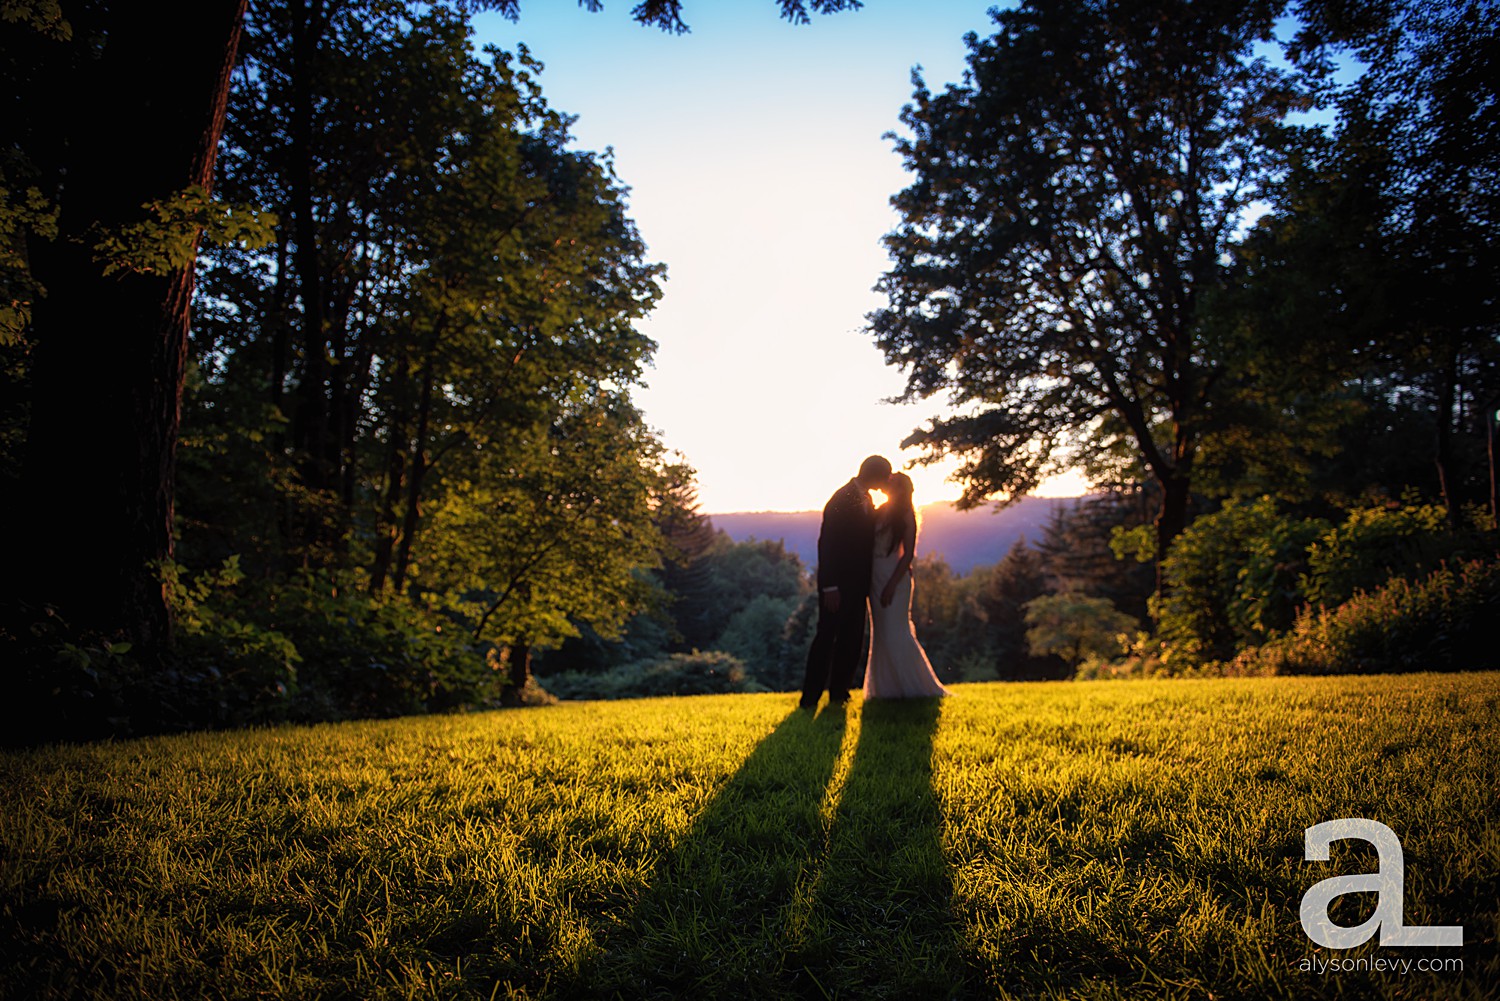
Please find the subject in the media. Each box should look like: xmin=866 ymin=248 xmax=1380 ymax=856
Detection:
xmin=864 ymin=472 xmax=951 ymax=699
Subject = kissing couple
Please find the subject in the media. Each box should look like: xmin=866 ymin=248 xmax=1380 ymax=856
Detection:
xmin=800 ymin=454 xmax=952 ymax=710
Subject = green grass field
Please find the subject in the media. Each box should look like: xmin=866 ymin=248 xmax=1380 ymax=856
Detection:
xmin=2 ymin=674 xmax=1496 ymax=999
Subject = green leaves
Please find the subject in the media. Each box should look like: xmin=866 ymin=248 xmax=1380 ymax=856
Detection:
xmin=91 ymin=186 xmax=277 ymax=278
xmin=184 ymin=1 xmax=667 ymax=665
xmin=872 ymin=0 xmax=1314 ymax=560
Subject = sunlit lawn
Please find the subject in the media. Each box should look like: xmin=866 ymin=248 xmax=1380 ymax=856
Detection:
xmin=2 ymin=674 xmax=1497 ymax=999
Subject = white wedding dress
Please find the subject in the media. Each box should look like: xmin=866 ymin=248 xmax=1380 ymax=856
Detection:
xmin=863 ymin=526 xmax=952 ymax=699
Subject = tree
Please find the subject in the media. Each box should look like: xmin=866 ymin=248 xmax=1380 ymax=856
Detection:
xmin=1023 ymin=592 xmax=1135 ymax=673
xmin=870 ymin=0 xmax=1309 ymax=590
xmin=7 ymin=1 xmax=251 ymax=655
xmin=1 ymin=0 xmax=864 ymax=673
xmin=489 ymin=0 xmax=865 ymax=34
xmin=1238 ymin=0 xmax=1500 ymax=518
xmin=964 ymin=541 xmax=1060 ymax=680
xmin=649 ymin=467 xmax=722 ymax=651
xmin=1150 ymin=496 xmax=1329 ymax=664
xmin=1035 ymin=491 xmax=1155 ymax=622
xmin=422 ymin=394 xmax=666 ymax=703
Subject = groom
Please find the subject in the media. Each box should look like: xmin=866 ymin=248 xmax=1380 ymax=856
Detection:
xmin=800 ymin=454 xmax=892 ymax=710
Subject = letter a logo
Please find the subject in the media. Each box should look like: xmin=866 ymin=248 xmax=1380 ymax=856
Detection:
xmin=1300 ymin=819 xmax=1463 ymax=948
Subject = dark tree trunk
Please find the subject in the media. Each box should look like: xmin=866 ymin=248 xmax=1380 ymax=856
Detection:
xmin=390 ymin=368 xmax=435 ymax=594
xmin=287 ymin=0 xmax=329 ymax=495
xmin=501 ymin=641 xmax=532 ymax=707
xmin=1489 ymin=397 xmax=1498 ymax=533
xmin=1154 ymin=472 xmax=1192 ymax=596
xmin=1433 ymin=346 xmax=1460 ymax=527
xmin=368 ymin=356 xmax=410 ymax=596
xmin=16 ymin=0 xmax=247 ymax=657
xmin=268 ymin=232 xmax=291 ymax=419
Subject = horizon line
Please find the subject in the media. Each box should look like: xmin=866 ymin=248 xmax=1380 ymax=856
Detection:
xmin=705 ymin=492 xmax=1090 ymax=518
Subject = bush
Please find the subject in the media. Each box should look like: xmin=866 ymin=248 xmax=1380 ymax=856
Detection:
xmin=163 ymin=557 xmax=301 ymax=728
xmin=152 ymin=560 xmax=500 ymax=729
xmin=214 ymin=569 xmax=496 ymax=720
xmin=1302 ymin=498 xmax=1495 ymax=608
xmin=544 ymin=651 xmax=767 ymax=700
xmin=2 ymin=601 xmax=150 ymax=744
xmin=1239 ymin=558 xmax=1500 ymax=675
xmin=1023 ymin=592 xmax=1136 ymax=674
xmin=1152 ymin=497 xmax=1330 ymax=665
xmin=716 ymin=594 xmax=800 ymax=686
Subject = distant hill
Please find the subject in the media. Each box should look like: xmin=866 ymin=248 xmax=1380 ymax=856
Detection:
xmin=708 ymin=495 xmax=1083 ymax=575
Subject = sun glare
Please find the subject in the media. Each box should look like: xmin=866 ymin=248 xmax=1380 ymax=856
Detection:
xmin=869 ymin=489 xmax=889 ymax=508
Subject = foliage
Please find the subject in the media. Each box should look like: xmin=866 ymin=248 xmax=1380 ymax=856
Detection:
xmin=1022 ymin=592 xmax=1136 ymax=673
xmin=421 ymin=395 xmax=666 ymax=652
xmin=89 ymin=185 xmax=277 ymax=278
xmin=1242 ymin=559 xmax=1500 ymax=675
xmin=870 ymin=0 xmax=1310 ymax=577
xmin=156 ymin=0 xmax=672 ymax=725
xmin=1232 ymin=0 xmax=1500 ymax=513
xmin=542 ymin=651 xmax=765 ymax=701
xmin=160 ymin=557 xmax=301 ymax=727
xmin=167 ymin=559 xmax=497 ymax=725
xmin=0 ymin=178 xmax=56 ymax=345
xmin=1302 ymin=497 xmax=1497 ymax=608
xmin=243 ymin=572 xmax=494 ymax=720
xmin=488 ymin=0 xmax=865 ymax=33
xmin=1151 ymin=497 xmax=1331 ymax=664
xmin=539 ymin=510 xmax=812 ymax=687
xmin=954 ymin=541 xmax=1065 ymax=681
xmin=666 ymin=531 xmax=810 ymax=651
xmin=1 ymin=600 xmax=148 ymax=745
xmin=1039 ymin=491 xmax=1156 ymax=623
xmin=715 ymin=593 xmax=802 ymax=686
xmin=1 ymin=677 xmax=1495 ymax=998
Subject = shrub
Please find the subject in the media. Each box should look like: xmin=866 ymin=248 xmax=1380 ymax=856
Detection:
xmin=544 ymin=651 xmax=766 ymax=700
xmin=231 ymin=571 xmax=495 ymax=720
xmin=716 ymin=594 xmax=800 ymax=687
xmin=1152 ymin=497 xmax=1330 ymax=665
xmin=1023 ymin=592 xmax=1136 ymax=673
xmin=168 ymin=559 xmax=498 ymax=724
xmin=163 ymin=557 xmax=301 ymax=728
xmin=2 ymin=601 xmax=149 ymax=744
xmin=1241 ymin=558 xmax=1500 ymax=675
xmin=1302 ymin=498 xmax=1495 ymax=608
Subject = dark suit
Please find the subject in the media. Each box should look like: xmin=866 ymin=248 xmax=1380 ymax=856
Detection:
xmin=800 ymin=478 xmax=876 ymax=708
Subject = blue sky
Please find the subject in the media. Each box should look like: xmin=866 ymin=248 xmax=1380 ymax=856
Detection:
xmin=473 ymin=1 xmax=1090 ymax=512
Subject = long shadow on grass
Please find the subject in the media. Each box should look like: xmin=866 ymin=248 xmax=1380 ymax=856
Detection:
xmin=583 ymin=703 xmax=849 ymax=999
xmin=793 ymin=697 xmax=966 ymax=997
xmin=582 ymin=698 xmax=965 ymax=999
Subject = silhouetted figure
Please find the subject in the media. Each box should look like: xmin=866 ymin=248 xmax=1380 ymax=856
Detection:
xmin=865 ymin=472 xmax=951 ymax=699
xmin=801 ymin=455 xmax=891 ymax=709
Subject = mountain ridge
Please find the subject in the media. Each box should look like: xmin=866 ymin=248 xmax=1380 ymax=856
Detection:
xmin=708 ymin=495 xmax=1085 ymax=574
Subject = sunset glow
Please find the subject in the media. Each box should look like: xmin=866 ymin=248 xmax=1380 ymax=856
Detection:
xmin=475 ymin=2 xmax=1089 ymax=514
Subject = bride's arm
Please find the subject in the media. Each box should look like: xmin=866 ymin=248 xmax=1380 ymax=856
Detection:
xmin=880 ymin=515 xmax=918 ymax=607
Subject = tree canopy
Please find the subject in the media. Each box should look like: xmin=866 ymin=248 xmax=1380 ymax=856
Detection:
xmin=872 ymin=0 xmax=1311 ymax=586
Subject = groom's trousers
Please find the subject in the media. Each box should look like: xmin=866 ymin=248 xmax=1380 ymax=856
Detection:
xmin=800 ymin=591 xmax=868 ymax=707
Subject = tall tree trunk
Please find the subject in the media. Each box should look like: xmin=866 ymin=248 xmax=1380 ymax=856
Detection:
xmin=268 ymin=231 xmax=291 ymax=419
xmin=1433 ymin=345 xmax=1460 ymax=527
xmin=288 ymin=0 xmax=329 ymax=495
xmin=501 ymin=639 xmax=532 ymax=707
xmin=368 ymin=355 xmax=410 ymax=595
xmin=17 ymin=0 xmax=247 ymax=657
xmin=390 ymin=367 xmax=435 ymax=594
xmin=1154 ymin=471 xmax=1192 ymax=596
xmin=1489 ymin=396 xmax=1498 ymax=533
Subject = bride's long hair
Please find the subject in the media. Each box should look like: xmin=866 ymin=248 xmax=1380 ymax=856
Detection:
xmin=878 ymin=472 xmax=918 ymax=555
